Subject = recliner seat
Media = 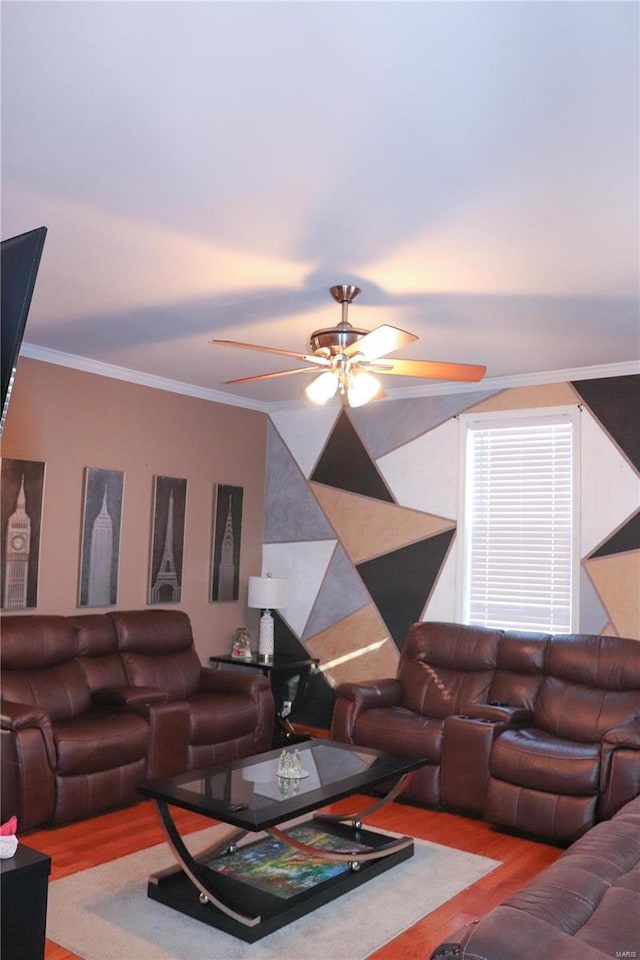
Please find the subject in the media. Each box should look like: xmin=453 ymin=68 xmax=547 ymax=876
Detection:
xmin=1 ymin=615 xmax=149 ymax=827
xmin=484 ymin=633 xmax=640 ymax=841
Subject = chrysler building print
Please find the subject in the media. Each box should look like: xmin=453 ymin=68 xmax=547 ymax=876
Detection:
xmin=211 ymin=485 xmax=243 ymax=602
xmin=78 ymin=468 xmax=124 ymax=607
xmin=1 ymin=458 xmax=45 ymax=611
xmin=217 ymin=495 xmax=236 ymax=601
xmin=148 ymin=477 xmax=186 ymax=605
xmin=4 ymin=475 xmax=31 ymax=609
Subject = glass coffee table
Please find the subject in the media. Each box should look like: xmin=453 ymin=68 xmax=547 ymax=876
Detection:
xmin=139 ymin=739 xmax=426 ymax=942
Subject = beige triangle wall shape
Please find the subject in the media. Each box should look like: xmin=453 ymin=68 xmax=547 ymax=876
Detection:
xmin=305 ymin=602 xmax=399 ymax=688
xmin=584 ymin=550 xmax=640 ymax=639
xmin=465 ymin=381 xmax=580 ymax=414
xmin=310 ymin=482 xmax=455 ymax=564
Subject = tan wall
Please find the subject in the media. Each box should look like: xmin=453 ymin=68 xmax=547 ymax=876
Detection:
xmin=1 ymin=357 xmax=267 ymax=659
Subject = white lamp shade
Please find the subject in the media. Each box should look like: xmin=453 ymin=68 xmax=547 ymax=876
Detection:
xmin=347 ymin=370 xmax=382 ymax=407
xmin=247 ymin=575 xmax=289 ymax=610
xmin=305 ymin=370 xmax=339 ymax=405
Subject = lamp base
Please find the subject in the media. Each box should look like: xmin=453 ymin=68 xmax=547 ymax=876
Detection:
xmin=258 ymin=610 xmax=274 ymax=662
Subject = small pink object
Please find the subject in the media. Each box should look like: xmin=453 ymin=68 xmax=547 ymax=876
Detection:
xmin=0 ymin=816 xmax=18 ymax=858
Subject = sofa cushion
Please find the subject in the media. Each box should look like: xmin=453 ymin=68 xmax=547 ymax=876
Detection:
xmin=488 ymin=631 xmax=549 ymax=710
xmin=534 ymin=676 xmax=640 ymax=744
xmin=1 ymin=615 xmax=92 ymax=722
xmin=534 ymin=635 xmax=640 ymax=743
xmin=113 ymin=610 xmax=202 ymax=699
xmin=1 ymin=615 xmax=77 ymax=669
xmin=112 ymin=609 xmax=194 ymax=655
xmin=490 ymin=727 xmax=600 ymax=795
xmin=72 ymin=614 xmax=128 ymax=692
xmin=398 ymin=622 xmax=498 ymax=718
xmin=3 ymin=658 xmax=92 ymax=722
xmin=550 ymin=634 xmax=640 ymax=689
xmin=53 ymin=713 xmax=149 ymax=775
xmin=121 ymin=648 xmax=201 ymax=701
xmin=401 ymin=661 xmax=494 ymax=718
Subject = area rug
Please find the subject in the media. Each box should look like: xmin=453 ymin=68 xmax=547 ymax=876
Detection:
xmin=47 ymin=824 xmax=500 ymax=960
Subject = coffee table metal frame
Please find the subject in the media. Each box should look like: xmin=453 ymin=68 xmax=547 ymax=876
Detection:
xmin=140 ymin=739 xmax=426 ymax=942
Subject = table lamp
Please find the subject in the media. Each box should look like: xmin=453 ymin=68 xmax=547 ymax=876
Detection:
xmin=248 ymin=573 xmax=289 ymax=662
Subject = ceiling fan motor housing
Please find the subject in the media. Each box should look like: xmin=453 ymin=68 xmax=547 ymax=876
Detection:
xmin=310 ymin=284 xmax=368 ymax=356
xmin=309 ymin=325 xmax=370 ymax=356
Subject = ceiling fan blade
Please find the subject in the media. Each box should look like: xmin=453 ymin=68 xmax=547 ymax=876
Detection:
xmin=224 ymin=366 xmax=322 ymax=385
xmin=211 ymin=339 xmax=330 ymax=367
xmin=343 ymin=324 xmax=418 ymax=361
xmin=377 ymin=358 xmax=487 ymax=382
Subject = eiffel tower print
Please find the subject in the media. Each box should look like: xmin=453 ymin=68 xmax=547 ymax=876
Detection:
xmin=149 ymin=479 xmax=186 ymax=603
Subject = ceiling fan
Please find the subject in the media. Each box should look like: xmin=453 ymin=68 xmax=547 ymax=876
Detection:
xmin=210 ymin=285 xmax=486 ymax=407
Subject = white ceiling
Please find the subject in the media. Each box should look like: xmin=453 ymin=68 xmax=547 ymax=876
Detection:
xmin=2 ymin=1 xmax=639 ymax=409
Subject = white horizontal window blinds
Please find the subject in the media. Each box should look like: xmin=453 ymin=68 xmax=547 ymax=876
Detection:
xmin=465 ymin=418 xmax=574 ymax=632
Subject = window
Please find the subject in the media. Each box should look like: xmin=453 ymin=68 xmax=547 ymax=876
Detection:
xmin=459 ymin=409 xmax=579 ymax=632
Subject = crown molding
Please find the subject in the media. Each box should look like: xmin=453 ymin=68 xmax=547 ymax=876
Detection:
xmin=21 ymin=342 xmax=639 ymax=415
xmin=19 ymin=342 xmax=272 ymax=413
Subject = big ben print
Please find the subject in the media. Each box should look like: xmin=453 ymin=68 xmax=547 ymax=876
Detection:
xmin=1 ymin=458 xmax=45 ymax=610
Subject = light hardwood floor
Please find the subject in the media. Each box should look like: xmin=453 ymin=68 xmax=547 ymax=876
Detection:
xmin=26 ymin=793 xmax=563 ymax=960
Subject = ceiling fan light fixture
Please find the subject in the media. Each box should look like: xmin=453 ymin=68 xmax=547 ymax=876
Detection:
xmin=346 ymin=369 xmax=382 ymax=407
xmin=213 ymin=283 xmax=486 ymax=398
xmin=305 ymin=370 xmax=339 ymax=405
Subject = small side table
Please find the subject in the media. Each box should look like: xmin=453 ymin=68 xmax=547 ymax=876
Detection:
xmin=209 ymin=653 xmax=319 ymax=746
xmin=0 ymin=843 xmax=51 ymax=960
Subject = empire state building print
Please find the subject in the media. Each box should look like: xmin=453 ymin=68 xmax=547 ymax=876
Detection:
xmin=78 ymin=468 xmax=124 ymax=607
xmin=1 ymin=459 xmax=45 ymax=610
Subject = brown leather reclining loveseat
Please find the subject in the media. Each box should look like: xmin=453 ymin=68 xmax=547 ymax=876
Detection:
xmin=1 ymin=610 xmax=274 ymax=831
xmin=332 ymin=621 xmax=640 ymax=842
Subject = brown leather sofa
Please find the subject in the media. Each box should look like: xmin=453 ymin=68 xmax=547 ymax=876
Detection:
xmin=331 ymin=621 xmax=640 ymax=842
xmin=430 ymin=793 xmax=640 ymax=960
xmin=1 ymin=610 xmax=274 ymax=831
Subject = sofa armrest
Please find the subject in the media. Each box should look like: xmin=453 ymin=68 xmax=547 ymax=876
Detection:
xmin=331 ymin=679 xmax=402 ymax=744
xmin=2 ymin=698 xmax=47 ymax=730
xmin=430 ymin=909 xmax=610 ymax=960
xmin=0 ymin=699 xmax=56 ymax=767
xmin=91 ymin=685 xmax=169 ymax=709
xmin=335 ymin=678 xmax=402 ymax=711
xmin=197 ymin=666 xmax=271 ymax=699
xmin=197 ymin=667 xmax=274 ymax=753
xmin=458 ymin=703 xmax=533 ymax=725
xmin=599 ymin=718 xmax=640 ymax=814
xmin=602 ymin=717 xmax=640 ymax=749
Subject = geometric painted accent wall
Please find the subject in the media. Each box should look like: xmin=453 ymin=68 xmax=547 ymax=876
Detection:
xmin=572 ymin=375 xmax=640 ymax=470
xmin=574 ymin=376 xmax=640 ymax=639
xmin=356 ymin=529 xmax=456 ymax=648
xmin=266 ymin=375 xmax=640 ymax=729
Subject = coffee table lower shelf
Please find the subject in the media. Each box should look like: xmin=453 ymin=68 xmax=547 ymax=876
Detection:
xmin=147 ymin=819 xmax=413 ymax=943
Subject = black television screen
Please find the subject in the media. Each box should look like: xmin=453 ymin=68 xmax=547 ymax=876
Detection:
xmin=0 ymin=226 xmax=47 ymax=432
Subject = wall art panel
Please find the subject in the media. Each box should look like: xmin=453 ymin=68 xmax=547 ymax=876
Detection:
xmin=78 ymin=467 xmax=124 ymax=607
xmin=210 ymin=484 xmax=243 ymax=602
xmin=1 ymin=457 xmax=45 ymax=610
xmin=148 ymin=475 xmax=187 ymax=604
